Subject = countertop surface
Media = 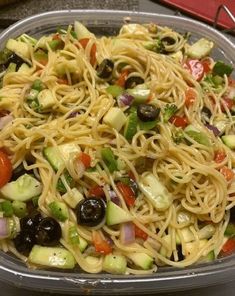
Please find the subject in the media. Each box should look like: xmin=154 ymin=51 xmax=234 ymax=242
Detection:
xmin=0 ymin=0 xmax=234 ymax=295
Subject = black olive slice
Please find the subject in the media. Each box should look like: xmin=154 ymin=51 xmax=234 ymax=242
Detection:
xmin=125 ymin=76 xmax=144 ymax=89
xmin=137 ymin=104 xmax=160 ymax=122
xmin=97 ymin=59 xmax=114 ymax=79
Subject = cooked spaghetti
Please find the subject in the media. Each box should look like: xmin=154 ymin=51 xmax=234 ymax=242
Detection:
xmin=0 ymin=21 xmax=234 ymax=274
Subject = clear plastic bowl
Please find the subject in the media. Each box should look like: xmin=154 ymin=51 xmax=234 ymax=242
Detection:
xmin=0 ymin=10 xmax=234 ymax=295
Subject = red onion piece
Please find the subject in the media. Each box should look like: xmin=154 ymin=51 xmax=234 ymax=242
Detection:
xmin=117 ymin=93 xmax=134 ymax=107
xmin=109 ymin=190 xmax=121 ymax=206
xmin=0 ymin=218 xmax=9 ymax=238
xmin=0 ymin=115 xmax=13 ymax=130
xmin=67 ymin=111 xmax=79 ymax=118
xmin=205 ymin=124 xmax=220 ymax=137
xmin=120 ymin=222 xmax=135 ymax=245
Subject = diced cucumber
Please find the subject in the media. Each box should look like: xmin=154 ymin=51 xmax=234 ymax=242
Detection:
xmin=180 ymin=227 xmax=194 ymax=243
xmin=124 ymin=110 xmax=138 ymax=141
xmin=198 ymin=224 xmax=215 ymax=240
xmin=177 ymin=211 xmax=191 ymax=224
xmin=37 ymin=89 xmax=55 ymax=111
xmin=6 ymin=39 xmax=30 ymax=60
xmin=55 ymin=60 xmax=78 ymax=75
xmin=159 ymin=234 xmax=171 ymax=258
xmin=18 ymin=63 xmax=31 ymax=73
xmin=103 ymin=254 xmax=127 ymax=274
xmin=127 ymin=252 xmax=153 ymax=270
xmin=221 ymin=135 xmax=235 ymax=149
xmin=74 ymin=21 xmax=95 ymax=40
xmin=103 ymin=107 xmax=127 ymax=132
xmin=187 ymin=38 xmax=214 ymax=59
xmin=106 ymin=85 xmax=124 ymax=98
xmin=127 ymin=88 xmax=150 ymax=104
xmin=62 ymin=188 xmax=84 ymax=208
xmin=106 ymin=201 xmax=132 ymax=226
xmin=184 ymin=124 xmax=211 ymax=146
xmin=29 ymin=245 xmax=75 ymax=269
xmin=0 ymin=174 xmax=42 ymax=202
xmin=68 ymin=225 xmax=88 ymax=252
xmin=43 ymin=143 xmax=80 ymax=171
xmin=48 ymin=201 xmax=69 ymax=222
xmin=12 ymin=200 xmax=27 ymax=218
xmin=224 ymin=223 xmax=235 ymax=237
xmin=139 ymin=173 xmax=172 ymax=211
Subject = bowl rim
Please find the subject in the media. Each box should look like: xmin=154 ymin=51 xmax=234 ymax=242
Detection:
xmin=0 ymin=9 xmax=234 ymax=294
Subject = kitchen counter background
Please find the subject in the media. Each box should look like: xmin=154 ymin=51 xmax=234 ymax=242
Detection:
xmin=0 ymin=0 xmax=234 ymax=295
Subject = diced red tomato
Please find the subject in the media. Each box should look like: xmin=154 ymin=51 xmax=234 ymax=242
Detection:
xmin=220 ymin=166 xmax=234 ymax=182
xmin=169 ymin=115 xmax=189 ymax=128
xmin=220 ymin=97 xmax=234 ymax=112
xmin=201 ymin=58 xmax=211 ymax=74
xmin=92 ymin=231 xmax=112 ymax=254
xmin=78 ymin=38 xmax=96 ymax=66
xmin=183 ymin=59 xmax=205 ymax=81
xmin=89 ymin=185 xmax=105 ymax=198
xmin=214 ymin=150 xmax=226 ymax=163
xmin=0 ymin=150 xmax=12 ymax=188
xmin=185 ymin=88 xmax=197 ymax=108
xmin=134 ymin=225 xmax=148 ymax=240
xmin=78 ymin=152 xmax=91 ymax=169
xmin=57 ymin=78 xmax=68 ymax=85
xmin=116 ymin=69 xmax=129 ymax=88
xmin=221 ymin=239 xmax=235 ymax=255
xmin=116 ymin=182 xmax=136 ymax=207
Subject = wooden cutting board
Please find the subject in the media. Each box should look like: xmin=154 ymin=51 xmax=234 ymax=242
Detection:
xmin=160 ymin=0 xmax=235 ymax=29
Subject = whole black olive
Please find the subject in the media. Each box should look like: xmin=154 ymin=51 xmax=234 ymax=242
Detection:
xmin=20 ymin=211 xmax=43 ymax=233
xmin=201 ymin=106 xmax=212 ymax=123
xmin=125 ymin=76 xmax=144 ymax=89
xmin=13 ymin=231 xmax=35 ymax=255
xmin=137 ymin=104 xmax=160 ymax=122
xmin=97 ymin=59 xmax=114 ymax=79
xmin=230 ymin=207 xmax=235 ymax=223
xmin=76 ymin=198 xmax=106 ymax=227
xmin=35 ymin=217 xmax=62 ymax=246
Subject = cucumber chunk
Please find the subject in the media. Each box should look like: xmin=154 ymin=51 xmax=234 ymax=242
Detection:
xmin=187 ymin=38 xmax=214 ymax=59
xmin=6 ymin=39 xmax=30 ymax=60
xmin=12 ymin=200 xmax=27 ymax=218
xmin=62 ymin=188 xmax=84 ymax=209
xmin=43 ymin=143 xmax=80 ymax=171
xmin=222 ymin=135 xmax=235 ymax=149
xmin=127 ymin=252 xmax=153 ymax=270
xmin=29 ymin=245 xmax=75 ymax=269
xmin=0 ymin=174 xmax=42 ymax=202
xmin=184 ymin=124 xmax=211 ymax=146
xmin=103 ymin=254 xmax=127 ymax=274
xmin=139 ymin=173 xmax=172 ymax=212
xmin=48 ymin=201 xmax=69 ymax=222
xmin=103 ymin=107 xmax=127 ymax=132
xmin=106 ymin=201 xmax=132 ymax=226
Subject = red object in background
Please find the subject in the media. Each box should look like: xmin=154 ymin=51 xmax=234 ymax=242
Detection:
xmin=160 ymin=0 xmax=235 ymax=30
